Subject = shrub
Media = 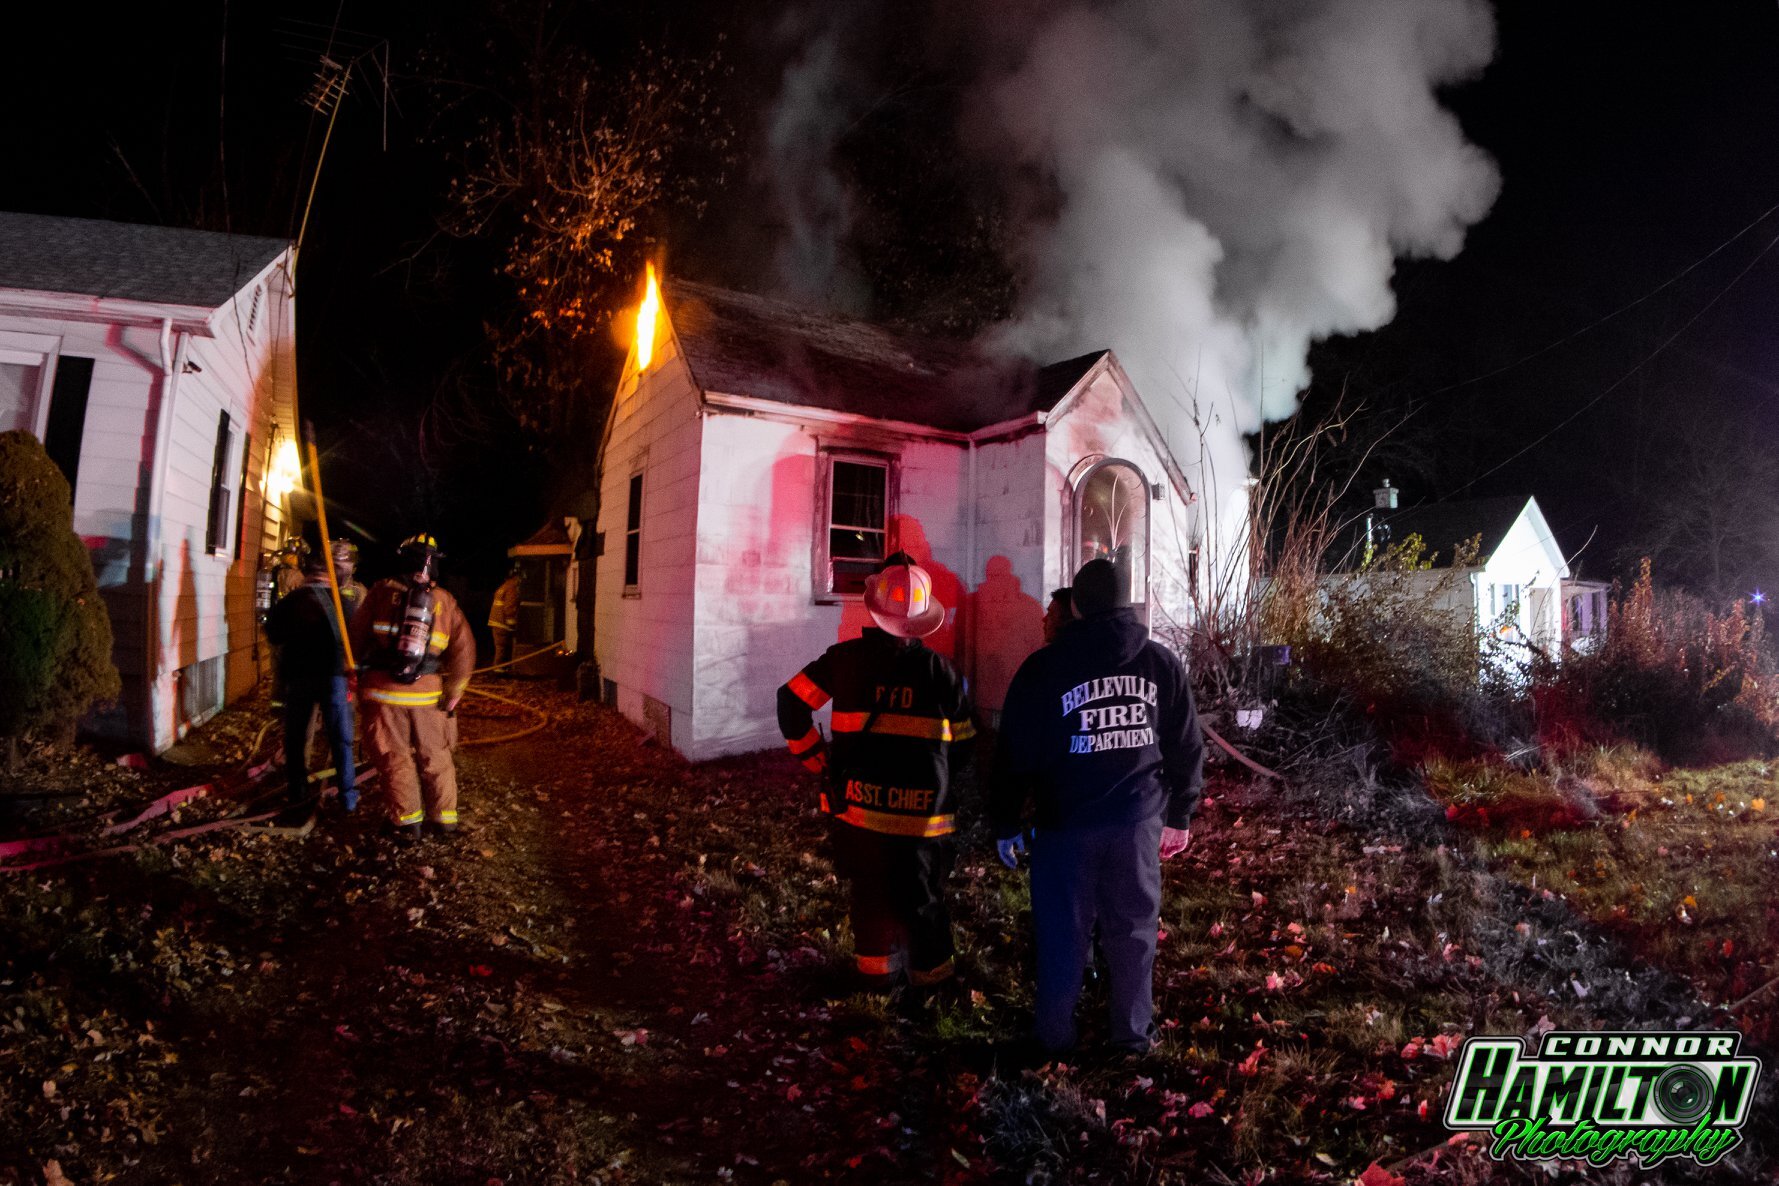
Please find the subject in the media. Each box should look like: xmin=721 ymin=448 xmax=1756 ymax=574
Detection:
xmin=1539 ymin=559 xmax=1779 ymax=763
xmin=0 ymin=431 xmax=120 ymax=766
xmin=1285 ymin=533 xmax=1525 ymax=761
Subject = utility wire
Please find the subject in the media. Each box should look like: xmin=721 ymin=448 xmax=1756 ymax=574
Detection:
xmin=1444 ymin=225 xmax=1779 ymax=500
xmin=1413 ymin=194 xmax=1779 ymax=406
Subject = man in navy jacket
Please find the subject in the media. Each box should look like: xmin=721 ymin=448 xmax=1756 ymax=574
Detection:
xmin=990 ymin=558 xmax=1204 ymax=1053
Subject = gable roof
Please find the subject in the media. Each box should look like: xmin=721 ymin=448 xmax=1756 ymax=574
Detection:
xmin=0 ymin=211 xmax=288 ymax=309
xmin=666 ymin=279 xmax=1102 ymax=433
xmin=1372 ymin=496 xmax=1528 ymax=566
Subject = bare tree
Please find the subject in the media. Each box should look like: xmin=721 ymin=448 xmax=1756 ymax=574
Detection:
xmin=424 ymin=2 xmax=731 ymax=448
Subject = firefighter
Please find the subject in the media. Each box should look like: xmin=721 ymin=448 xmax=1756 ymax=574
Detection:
xmin=263 ymin=546 xmax=358 ymax=829
xmin=350 ymin=534 xmax=476 ymax=842
xmin=267 ymin=539 xmax=308 ymax=708
xmin=488 ymin=564 xmax=522 ymax=674
xmin=332 ymin=537 xmax=368 ymax=624
xmin=990 ymin=558 xmax=1204 ymax=1055
xmin=777 ymin=552 xmax=976 ymax=1000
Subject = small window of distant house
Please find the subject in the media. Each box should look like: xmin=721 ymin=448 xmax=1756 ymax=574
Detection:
xmin=820 ymin=453 xmax=891 ymax=598
xmin=623 ymin=472 xmax=643 ymax=593
xmin=205 ymin=411 xmax=236 ymax=555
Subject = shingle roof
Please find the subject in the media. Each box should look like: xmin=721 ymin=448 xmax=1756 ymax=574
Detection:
xmin=0 ymin=211 xmax=288 ymax=308
xmin=667 ymin=279 xmax=1103 ymax=433
xmin=1353 ymin=495 xmax=1529 ymax=568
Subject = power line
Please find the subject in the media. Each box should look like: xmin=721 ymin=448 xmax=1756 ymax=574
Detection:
xmin=1445 ymin=225 xmax=1779 ymax=499
xmin=1412 ymin=194 xmax=1779 ymax=407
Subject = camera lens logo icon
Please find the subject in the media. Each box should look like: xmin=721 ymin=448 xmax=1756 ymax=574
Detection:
xmin=1652 ymin=1065 xmax=1713 ymax=1125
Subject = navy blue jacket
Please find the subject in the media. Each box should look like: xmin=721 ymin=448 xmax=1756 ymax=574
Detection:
xmin=990 ymin=608 xmax=1203 ymax=837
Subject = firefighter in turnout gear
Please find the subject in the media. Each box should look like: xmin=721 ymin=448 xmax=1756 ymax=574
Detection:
xmin=488 ymin=564 xmax=522 ymax=673
xmin=777 ymin=552 xmax=976 ymax=994
xmin=350 ymin=534 xmax=476 ymax=841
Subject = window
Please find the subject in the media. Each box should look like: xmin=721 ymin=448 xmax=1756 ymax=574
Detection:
xmin=233 ymin=433 xmax=253 ymax=552
xmin=1073 ymin=458 xmax=1150 ymax=610
xmin=0 ymin=358 xmax=45 ymax=434
xmin=623 ymin=472 xmax=643 ymax=591
xmin=0 ymin=332 xmax=64 ymax=436
xmin=821 ymin=454 xmax=890 ymax=597
xmin=43 ymin=357 xmax=94 ymax=492
xmin=205 ymin=411 xmax=236 ymax=555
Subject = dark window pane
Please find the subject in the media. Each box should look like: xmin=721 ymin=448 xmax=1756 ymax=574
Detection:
xmin=205 ymin=411 xmax=232 ymax=554
xmin=43 ymin=356 xmax=94 ymax=493
xmin=830 ymin=527 xmax=885 ymax=561
xmin=624 ymin=533 xmax=640 ymax=586
xmin=832 ymin=557 xmax=877 ymax=596
xmin=233 ymin=434 xmax=252 ymax=552
xmin=831 ymin=461 xmax=886 ymax=530
xmin=626 ymin=474 xmax=643 ymax=531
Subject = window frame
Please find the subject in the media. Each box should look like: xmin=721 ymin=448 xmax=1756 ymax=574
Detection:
xmin=1069 ymin=456 xmax=1153 ymax=617
xmin=622 ymin=469 xmax=644 ymax=597
xmin=204 ymin=410 xmax=237 ymax=557
xmin=0 ymin=330 xmax=63 ymax=439
xmin=813 ymin=447 xmax=898 ymax=604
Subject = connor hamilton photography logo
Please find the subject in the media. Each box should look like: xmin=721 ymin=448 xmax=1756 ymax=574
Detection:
xmin=1443 ymin=1030 xmax=1763 ymax=1167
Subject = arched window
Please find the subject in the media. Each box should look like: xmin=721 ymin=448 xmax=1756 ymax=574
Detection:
xmin=1072 ymin=458 xmax=1150 ymax=612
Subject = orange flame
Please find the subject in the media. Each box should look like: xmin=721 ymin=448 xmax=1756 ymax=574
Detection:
xmin=635 ymin=262 xmax=661 ymax=371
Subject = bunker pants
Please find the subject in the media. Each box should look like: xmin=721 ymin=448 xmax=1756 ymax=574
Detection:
xmin=829 ymin=821 xmax=955 ymax=985
xmin=363 ymin=700 xmax=459 ymax=827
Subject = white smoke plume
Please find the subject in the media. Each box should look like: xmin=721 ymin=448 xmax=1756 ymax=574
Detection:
xmin=762 ymin=0 xmax=1500 ymax=523
xmin=966 ymin=0 xmax=1499 ymax=516
xmin=762 ymin=11 xmax=872 ymax=314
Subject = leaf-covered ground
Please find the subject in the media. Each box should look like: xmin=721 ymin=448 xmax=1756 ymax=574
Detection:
xmin=1 ymin=687 xmax=1775 ymax=1184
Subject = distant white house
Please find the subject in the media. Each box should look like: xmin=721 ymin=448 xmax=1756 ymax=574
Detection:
xmin=1352 ymin=484 xmax=1571 ymax=658
xmin=587 ymin=275 xmax=1208 ymax=760
xmin=0 ymin=212 xmax=299 ymax=751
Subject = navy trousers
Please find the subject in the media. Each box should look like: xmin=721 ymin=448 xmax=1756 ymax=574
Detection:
xmin=283 ymin=675 xmax=356 ymax=806
xmin=1030 ymin=816 xmax=1163 ymax=1052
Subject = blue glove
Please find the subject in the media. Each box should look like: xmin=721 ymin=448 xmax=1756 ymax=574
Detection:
xmin=996 ymin=833 xmax=1026 ymax=869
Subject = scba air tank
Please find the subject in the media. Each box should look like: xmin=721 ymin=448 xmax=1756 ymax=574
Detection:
xmin=391 ymin=586 xmax=437 ymax=683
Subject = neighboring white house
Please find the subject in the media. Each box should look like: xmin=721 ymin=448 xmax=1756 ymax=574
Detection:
xmin=588 ymin=276 xmax=1207 ymax=760
xmin=1355 ymin=485 xmax=1571 ymax=657
xmin=0 ymin=212 xmax=299 ymax=752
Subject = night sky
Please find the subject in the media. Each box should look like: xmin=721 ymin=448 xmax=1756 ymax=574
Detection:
xmin=9 ymin=3 xmax=1779 ymax=602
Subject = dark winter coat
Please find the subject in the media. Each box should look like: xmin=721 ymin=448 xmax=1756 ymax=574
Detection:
xmin=990 ymin=608 xmax=1203 ymax=837
xmin=264 ymin=579 xmax=348 ymax=683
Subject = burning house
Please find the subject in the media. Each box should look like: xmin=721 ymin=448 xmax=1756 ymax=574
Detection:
xmin=589 ymin=270 xmax=1207 ymax=760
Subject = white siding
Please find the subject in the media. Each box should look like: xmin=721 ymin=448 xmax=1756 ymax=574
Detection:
xmin=1476 ymin=501 xmax=1567 ymax=655
xmin=1043 ymin=370 xmax=1200 ymax=648
xmin=685 ymin=416 xmax=973 ymax=760
xmin=968 ymin=431 xmax=1050 ymax=714
xmin=0 ymin=255 xmax=296 ymax=751
xmin=594 ymin=333 xmax=704 ymax=750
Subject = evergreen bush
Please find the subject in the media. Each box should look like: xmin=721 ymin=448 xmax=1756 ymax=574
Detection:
xmin=0 ymin=430 xmax=120 ymax=767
